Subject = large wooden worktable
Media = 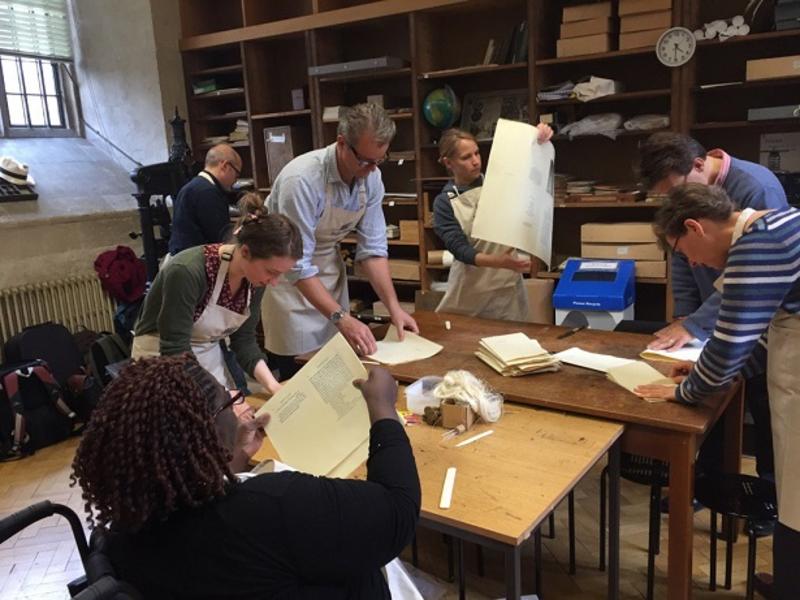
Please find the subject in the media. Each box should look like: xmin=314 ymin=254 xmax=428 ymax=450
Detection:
xmin=381 ymin=311 xmax=743 ymax=600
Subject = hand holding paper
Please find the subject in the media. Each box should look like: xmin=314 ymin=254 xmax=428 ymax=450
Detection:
xmin=367 ymin=326 xmax=443 ymax=365
xmin=606 ymin=360 xmax=676 ymax=403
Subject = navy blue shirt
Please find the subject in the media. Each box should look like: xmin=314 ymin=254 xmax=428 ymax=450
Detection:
xmin=169 ymin=172 xmax=232 ymax=255
xmin=672 ymin=154 xmax=788 ymax=340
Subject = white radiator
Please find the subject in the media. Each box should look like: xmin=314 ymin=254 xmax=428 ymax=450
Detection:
xmin=0 ymin=274 xmax=115 ymax=346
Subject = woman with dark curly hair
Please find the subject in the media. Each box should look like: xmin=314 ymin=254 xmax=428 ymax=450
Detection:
xmin=132 ymin=193 xmax=302 ymax=394
xmin=72 ymin=354 xmax=420 ymax=599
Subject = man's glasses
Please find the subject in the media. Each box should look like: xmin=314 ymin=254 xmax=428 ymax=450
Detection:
xmin=228 ymin=161 xmax=242 ymax=177
xmin=671 ymin=234 xmax=683 ymax=255
xmin=213 ymin=389 xmax=246 ymax=418
xmin=348 ymin=143 xmax=387 ymax=167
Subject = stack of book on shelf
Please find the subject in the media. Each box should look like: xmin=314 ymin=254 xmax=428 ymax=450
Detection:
xmin=481 ymin=20 xmax=529 ymax=65
xmin=619 ymin=0 xmax=672 ymax=50
xmin=476 ymin=332 xmax=561 ymax=377
xmin=228 ymin=119 xmax=249 ymax=143
xmin=201 ymin=135 xmax=229 ymax=146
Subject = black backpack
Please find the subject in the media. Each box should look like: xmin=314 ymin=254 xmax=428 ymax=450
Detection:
xmin=88 ymin=333 xmax=131 ymax=387
xmin=3 ymin=322 xmax=101 ymax=421
xmin=0 ymin=360 xmax=78 ymax=460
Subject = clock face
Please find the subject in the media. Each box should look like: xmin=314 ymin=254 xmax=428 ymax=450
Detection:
xmin=655 ymin=27 xmax=696 ymax=67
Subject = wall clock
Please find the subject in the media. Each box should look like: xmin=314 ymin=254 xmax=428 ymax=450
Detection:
xmin=655 ymin=27 xmax=696 ymax=67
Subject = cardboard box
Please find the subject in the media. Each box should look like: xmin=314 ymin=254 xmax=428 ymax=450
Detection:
xmin=441 ymin=400 xmax=476 ymax=431
xmin=264 ymin=126 xmax=305 ymax=185
xmin=556 ymin=33 xmax=613 ymax=58
xmin=562 ymin=2 xmax=611 ymax=23
xmin=635 ymin=260 xmax=667 ymax=279
xmin=399 ymin=220 xmax=420 ymax=243
xmin=619 ymin=28 xmax=663 ymax=49
xmin=373 ymin=301 xmax=415 ymax=317
xmin=620 ymin=9 xmax=671 ymax=32
xmin=560 ymin=17 xmax=617 ymax=39
xmin=760 ymin=132 xmax=800 ymax=172
xmin=618 ymin=0 xmax=671 ymax=16
xmin=746 ymin=54 xmax=800 ymax=81
xmin=525 ymin=278 xmax=554 ymax=324
xmin=581 ymin=222 xmax=657 ymax=243
xmin=388 ymin=259 xmax=420 ymax=281
xmin=582 ymin=242 xmax=664 ymax=261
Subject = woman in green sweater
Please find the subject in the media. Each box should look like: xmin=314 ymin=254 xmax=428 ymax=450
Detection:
xmin=132 ymin=193 xmax=302 ymax=393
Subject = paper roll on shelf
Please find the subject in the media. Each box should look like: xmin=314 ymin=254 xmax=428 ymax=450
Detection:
xmin=427 ymin=250 xmax=454 ymax=266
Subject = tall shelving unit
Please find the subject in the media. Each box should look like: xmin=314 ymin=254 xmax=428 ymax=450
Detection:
xmin=179 ymin=0 xmax=799 ymax=321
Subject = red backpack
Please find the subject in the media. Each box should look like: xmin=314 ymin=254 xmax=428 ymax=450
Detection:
xmin=94 ymin=246 xmax=146 ymax=303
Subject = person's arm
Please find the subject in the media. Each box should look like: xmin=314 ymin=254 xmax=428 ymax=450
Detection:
xmin=156 ymin=262 xmax=206 ymax=356
xmin=280 ymin=369 xmax=420 ymax=581
xmin=229 ymin=287 xmax=280 ymax=393
xmin=670 ymin=251 xmax=703 ymax=319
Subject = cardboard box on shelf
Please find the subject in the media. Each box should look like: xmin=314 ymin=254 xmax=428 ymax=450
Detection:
xmin=560 ymin=17 xmax=617 ymax=39
xmin=399 ymin=220 xmax=420 ymax=243
xmin=562 ymin=2 xmax=612 ymax=23
xmin=619 ymin=28 xmax=663 ymax=50
xmin=556 ymin=33 xmax=613 ymax=58
xmin=635 ymin=260 xmax=667 ymax=279
xmin=746 ymin=54 xmax=800 ymax=81
xmin=618 ymin=0 xmax=671 ymax=16
xmin=581 ymin=222 xmax=658 ymax=243
xmin=389 ymin=259 xmax=421 ymax=281
xmin=620 ymin=10 xmax=671 ymax=32
xmin=582 ymin=242 xmax=664 ymax=261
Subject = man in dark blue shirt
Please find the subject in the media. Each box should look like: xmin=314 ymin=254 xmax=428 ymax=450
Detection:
xmin=169 ymin=143 xmax=242 ymax=256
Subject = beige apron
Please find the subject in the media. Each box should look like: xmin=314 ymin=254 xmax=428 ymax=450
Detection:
xmin=436 ymin=186 xmax=528 ymax=321
xmin=263 ymin=182 xmax=367 ymax=356
xmin=131 ymin=245 xmax=251 ymax=389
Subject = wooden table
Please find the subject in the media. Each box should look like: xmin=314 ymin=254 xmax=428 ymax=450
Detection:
xmin=252 ymin=391 xmax=623 ymax=600
xmin=378 ymin=311 xmax=744 ymax=600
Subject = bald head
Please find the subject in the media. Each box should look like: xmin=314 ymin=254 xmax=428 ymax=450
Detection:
xmin=204 ymin=144 xmax=242 ymax=190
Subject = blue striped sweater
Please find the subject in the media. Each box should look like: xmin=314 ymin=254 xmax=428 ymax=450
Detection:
xmin=677 ymin=208 xmax=800 ymax=405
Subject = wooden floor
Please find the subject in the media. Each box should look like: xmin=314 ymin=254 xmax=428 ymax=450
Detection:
xmin=0 ymin=437 xmax=771 ymax=600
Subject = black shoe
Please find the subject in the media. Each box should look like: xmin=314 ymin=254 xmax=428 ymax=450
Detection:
xmin=660 ymin=496 xmax=704 ymax=514
xmin=753 ymin=572 xmax=773 ymax=599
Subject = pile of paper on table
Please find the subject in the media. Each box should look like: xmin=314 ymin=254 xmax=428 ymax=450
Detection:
xmin=476 ymin=332 xmax=560 ymax=376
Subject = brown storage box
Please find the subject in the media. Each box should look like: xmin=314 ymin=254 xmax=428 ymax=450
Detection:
xmin=746 ymin=55 xmax=800 ymax=81
xmin=562 ymin=2 xmax=612 ymax=22
xmin=635 ymin=260 xmax=667 ymax=278
xmin=264 ymin=126 xmax=304 ymax=185
xmin=618 ymin=0 xmax=671 ymax=16
xmin=399 ymin=220 xmax=420 ymax=243
xmin=619 ymin=28 xmax=663 ymax=49
xmin=620 ymin=9 xmax=671 ymax=32
xmin=557 ymin=33 xmax=613 ymax=58
xmin=389 ymin=259 xmax=420 ymax=281
xmin=581 ymin=222 xmax=657 ymax=243
xmin=524 ymin=278 xmax=555 ymax=324
xmin=441 ymin=400 xmax=477 ymax=431
xmin=582 ymin=242 xmax=665 ymax=261
xmin=560 ymin=17 xmax=617 ymax=39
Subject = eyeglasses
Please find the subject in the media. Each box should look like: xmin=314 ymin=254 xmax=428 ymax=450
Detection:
xmin=348 ymin=143 xmax=387 ymax=167
xmin=671 ymin=234 xmax=683 ymax=255
xmin=228 ymin=161 xmax=242 ymax=177
xmin=213 ymin=389 xmax=246 ymax=418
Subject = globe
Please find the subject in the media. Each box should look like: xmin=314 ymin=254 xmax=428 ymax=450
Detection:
xmin=422 ymin=85 xmax=461 ymax=128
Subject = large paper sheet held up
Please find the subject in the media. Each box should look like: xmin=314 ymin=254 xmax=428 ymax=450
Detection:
xmin=255 ymin=333 xmax=370 ymax=476
xmin=471 ymin=118 xmax=555 ymax=267
xmin=368 ymin=326 xmax=443 ymax=365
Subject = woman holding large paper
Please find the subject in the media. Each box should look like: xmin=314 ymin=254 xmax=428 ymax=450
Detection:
xmin=131 ymin=193 xmax=300 ymax=394
xmin=72 ymin=354 xmax=421 ymax=599
xmin=433 ymin=125 xmax=552 ymax=320
xmin=633 ymin=184 xmax=800 ymax=598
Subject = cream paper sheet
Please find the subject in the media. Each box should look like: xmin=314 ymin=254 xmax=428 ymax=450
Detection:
xmin=367 ymin=326 xmax=443 ymax=365
xmin=255 ymin=333 xmax=370 ymax=476
xmin=606 ymin=360 xmax=676 ymax=403
xmin=478 ymin=332 xmax=547 ymax=364
xmin=554 ymin=347 xmax=635 ymax=373
xmin=471 ymin=118 xmax=555 ymax=267
xmin=640 ymin=341 xmax=705 ymax=363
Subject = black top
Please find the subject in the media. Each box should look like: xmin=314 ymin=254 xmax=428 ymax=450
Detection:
xmin=107 ymin=419 xmax=420 ymax=599
xmin=432 ymin=175 xmax=484 ymax=265
xmin=169 ymin=172 xmax=232 ymax=255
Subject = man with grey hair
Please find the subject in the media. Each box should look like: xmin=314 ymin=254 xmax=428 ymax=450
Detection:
xmin=169 ymin=143 xmax=243 ymax=256
xmin=264 ymin=103 xmax=418 ymax=376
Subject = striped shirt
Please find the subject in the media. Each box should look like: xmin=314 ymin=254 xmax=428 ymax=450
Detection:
xmin=677 ymin=208 xmax=800 ymax=404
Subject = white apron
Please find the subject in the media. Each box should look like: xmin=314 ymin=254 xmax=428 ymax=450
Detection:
xmin=263 ymin=182 xmax=367 ymax=356
xmin=131 ymin=245 xmax=251 ymax=389
xmin=436 ymin=185 xmax=529 ymax=321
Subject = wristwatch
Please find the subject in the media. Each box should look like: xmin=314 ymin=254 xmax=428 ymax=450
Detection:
xmin=330 ymin=308 xmax=347 ymax=324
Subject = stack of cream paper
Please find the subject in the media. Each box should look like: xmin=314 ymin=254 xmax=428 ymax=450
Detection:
xmin=606 ymin=360 xmax=676 ymax=403
xmin=640 ymin=340 xmax=705 ymax=363
xmin=475 ymin=332 xmax=560 ymax=376
xmin=255 ymin=333 xmax=371 ymax=477
xmin=368 ymin=326 xmax=443 ymax=365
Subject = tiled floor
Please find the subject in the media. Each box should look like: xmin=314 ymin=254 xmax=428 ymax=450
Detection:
xmin=0 ymin=436 xmax=771 ymax=599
